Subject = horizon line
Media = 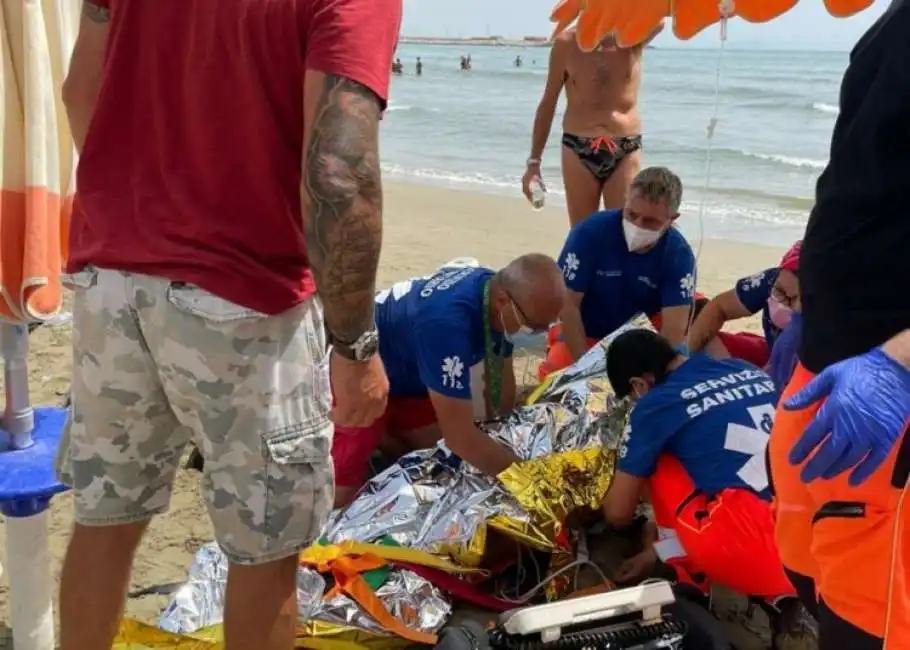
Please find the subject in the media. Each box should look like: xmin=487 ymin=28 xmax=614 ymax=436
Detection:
xmin=398 ymin=37 xmax=853 ymax=54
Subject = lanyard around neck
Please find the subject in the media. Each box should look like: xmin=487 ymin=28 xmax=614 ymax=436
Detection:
xmin=482 ymin=279 xmax=503 ymax=413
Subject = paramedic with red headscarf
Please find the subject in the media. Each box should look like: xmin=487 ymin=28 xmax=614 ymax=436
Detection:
xmin=687 ymin=241 xmax=802 ymax=371
xmin=769 ymin=2 xmax=910 ymax=648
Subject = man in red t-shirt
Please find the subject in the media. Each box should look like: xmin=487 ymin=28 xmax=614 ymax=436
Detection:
xmin=57 ymin=1 xmax=400 ymax=649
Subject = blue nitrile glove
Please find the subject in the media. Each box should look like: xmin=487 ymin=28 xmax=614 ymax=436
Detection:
xmin=768 ymin=312 xmax=802 ymax=393
xmin=785 ymin=347 xmax=910 ymax=486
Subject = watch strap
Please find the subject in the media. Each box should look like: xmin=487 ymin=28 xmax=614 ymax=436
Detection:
xmin=330 ymin=327 xmax=379 ymax=362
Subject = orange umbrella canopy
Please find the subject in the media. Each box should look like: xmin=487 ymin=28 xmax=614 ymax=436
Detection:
xmin=551 ymin=0 xmax=876 ymax=50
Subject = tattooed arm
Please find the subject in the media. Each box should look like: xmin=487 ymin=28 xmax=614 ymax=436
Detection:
xmin=302 ymin=73 xmax=383 ymax=342
xmin=63 ymin=2 xmax=110 ymax=153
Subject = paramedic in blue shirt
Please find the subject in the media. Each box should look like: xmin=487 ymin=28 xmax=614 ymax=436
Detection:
xmin=600 ymin=329 xmax=796 ymax=604
xmin=331 ymin=254 xmax=566 ymax=506
xmin=687 ymin=241 xmax=802 ymax=384
xmin=540 ymin=166 xmax=696 ymax=380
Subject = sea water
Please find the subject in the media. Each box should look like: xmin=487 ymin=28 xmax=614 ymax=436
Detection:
xmin=381 ymin=45 xmax=846 ymax=247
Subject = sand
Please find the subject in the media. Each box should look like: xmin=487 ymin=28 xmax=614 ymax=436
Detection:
xmin=0 ymin=180 xmax=786 ymax=647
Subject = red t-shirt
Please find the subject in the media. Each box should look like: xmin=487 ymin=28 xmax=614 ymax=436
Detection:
xmin=68 ymin=0 xmax=401 ymax=314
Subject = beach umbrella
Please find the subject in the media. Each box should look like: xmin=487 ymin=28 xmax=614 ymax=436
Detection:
xmin=551 ymin=0 xmax=876 ymax=50
xmin=0 ymin=1 xmax=80 ymax=649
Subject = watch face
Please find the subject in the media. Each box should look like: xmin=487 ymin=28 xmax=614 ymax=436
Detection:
xmin=350 ymin=330 xmax=379 ymax=360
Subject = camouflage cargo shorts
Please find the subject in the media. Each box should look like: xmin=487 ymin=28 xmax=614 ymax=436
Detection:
xmin=56 ymin=267 xmax=334 ymax=565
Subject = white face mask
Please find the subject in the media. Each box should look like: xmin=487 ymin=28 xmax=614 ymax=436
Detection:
xmin=501 ymin=303 xmax=536 ymax=345
xmin=767 ymin=297 xmax=793 ymax=330
xmin=623 ymin=218 xmax=664 ymax=252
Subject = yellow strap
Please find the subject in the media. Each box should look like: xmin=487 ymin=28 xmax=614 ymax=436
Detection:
xmin=300 ymin=541 xmax=482 ymax=575
xmin=526 ymin=373 xmax=557 ymax=405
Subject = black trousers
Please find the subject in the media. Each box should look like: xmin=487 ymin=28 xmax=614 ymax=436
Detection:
xmin=786 ymin=568 xmax=883 ymax=650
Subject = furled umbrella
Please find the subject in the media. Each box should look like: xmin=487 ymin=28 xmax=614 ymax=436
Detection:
xmin=550 ymin=0 xmax=877 ymax=50
xmin=0 ymin=1 xmax=80 ymax=649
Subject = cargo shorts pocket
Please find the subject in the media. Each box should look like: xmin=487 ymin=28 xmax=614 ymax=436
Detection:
xmin=260 ymin=423 xmax=334 ymax=550
xmin=165 ymin=282 xmax=264 ymax=323
xmin=263 ymin=421 xmax=332 ymax=464
xmin=61 ymin=266 xmax=99 ymax=290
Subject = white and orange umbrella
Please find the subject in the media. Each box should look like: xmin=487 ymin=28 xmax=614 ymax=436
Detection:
xmin=1 ymin=2 xmax=80 ymax=650
xmin=550 ymin=0 xmax=877 ymax=50
xmin=1 ymin=0 xmax=77 ymax=323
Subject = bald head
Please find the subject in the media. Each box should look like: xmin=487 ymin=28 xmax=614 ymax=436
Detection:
xmin=494 ymin=253 xmax=566 ymax=331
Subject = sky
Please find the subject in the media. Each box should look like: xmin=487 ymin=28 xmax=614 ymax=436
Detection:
xmin=401 ymin=0 xmax=890 ymax=51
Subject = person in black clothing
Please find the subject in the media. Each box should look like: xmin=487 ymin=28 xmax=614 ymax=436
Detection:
xmin=768 ymin=2 xmax=910 ymax=649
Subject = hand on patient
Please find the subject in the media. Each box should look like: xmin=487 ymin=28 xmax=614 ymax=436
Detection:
xmin=614 ymin=548 xmax=658 ymax=585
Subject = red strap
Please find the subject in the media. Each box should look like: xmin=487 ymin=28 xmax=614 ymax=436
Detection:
xmin=395 ymin=562 xmax=514 ymax=613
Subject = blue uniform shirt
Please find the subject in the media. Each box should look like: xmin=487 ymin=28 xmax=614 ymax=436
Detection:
xmin=374 ymin=267 xmax=512 ymax=400
xmin=557 ymin=210 xmax=696 ymax=340
xmin=618 ymin=354 xmax=779 ymax=500
xmin=734 ymin=268 xmax=781 ymax=350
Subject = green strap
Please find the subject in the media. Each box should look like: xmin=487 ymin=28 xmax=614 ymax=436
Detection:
xmin=483 ymin=279 xmax=503 ymax=413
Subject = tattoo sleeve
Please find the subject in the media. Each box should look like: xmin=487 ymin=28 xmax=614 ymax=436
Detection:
xmin=304 ymin=74 xmax=384 ymax=343
xmin=83 ymin=1 xmax=111 ymax=23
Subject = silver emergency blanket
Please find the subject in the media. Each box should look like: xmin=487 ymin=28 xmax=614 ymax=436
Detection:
xmin=159 ymin=318 xmax=647 ymax=639
xmin=159 ymin=542 xmax=451 ymax=638
xmin=325 ymin=319 xmax=640 ymax=555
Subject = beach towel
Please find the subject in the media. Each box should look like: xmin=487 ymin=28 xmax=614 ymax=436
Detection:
xmin=0 ymin=0 xmax=80 ymax=323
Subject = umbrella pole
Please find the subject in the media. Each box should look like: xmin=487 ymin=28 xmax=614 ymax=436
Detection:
xmin=1 ymin=324 xmax=36 ymax=450
xmin=3 ymin=511 xmax=55 ymax=650
xmin=1 ymin=323 xmax=56 ymax=650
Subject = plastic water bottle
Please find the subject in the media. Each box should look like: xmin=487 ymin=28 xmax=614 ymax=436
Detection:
xmin=529 ymin=178 xmax=546 ymax=211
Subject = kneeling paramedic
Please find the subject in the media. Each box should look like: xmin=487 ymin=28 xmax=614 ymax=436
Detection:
xmin=331 ymin=254 xmax=566 ymax=506
xmin=600 ymin=329 xmax=793 ymax=601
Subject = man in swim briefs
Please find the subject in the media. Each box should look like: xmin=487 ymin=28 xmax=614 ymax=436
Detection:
xmin=522 ymin=24 xmax=663 ymax=227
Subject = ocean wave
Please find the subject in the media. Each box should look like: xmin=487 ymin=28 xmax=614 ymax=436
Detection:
xmin=745 ymin=151 xmax=826 ymax=170
xmin=711 ymin=97 xmax=839 ymax=115
xmin=380 ymin=163 xmax=811 ymax=230
xmin=811 ymin=101 xmax=838 ymax=115
xmin=712 ymin=186 xmax=814 ymax=211
xmin=664 ymin=81 xmax=811 ymax=105
xmin=384 ymin=102 xmax=441 ymax=114
xmin=675 ymin=145 xmax=827 ymax=171
xmin=381 ymin=164 xmax=531 ymax=193
xmin=710 ymin=147 xmax=827 ymax=170
xmin=466 ymin=67 xmax=547 ymax=79
xmin=677 ymin=199 xmax=807 ymax=229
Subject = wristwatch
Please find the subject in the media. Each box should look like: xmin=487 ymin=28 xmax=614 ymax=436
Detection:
xmin=526 ymin=157 xmax=542 ymax=167
xmin=330 ymin=327 xmax=379 ymax=362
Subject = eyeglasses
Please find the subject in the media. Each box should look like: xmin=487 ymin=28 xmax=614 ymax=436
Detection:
xmin=507 ymin=292 xmax=550 ymax=333
xmin=771 ymin=285 xmax=799 ymax=308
